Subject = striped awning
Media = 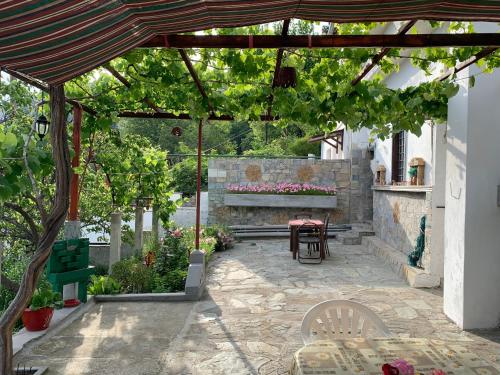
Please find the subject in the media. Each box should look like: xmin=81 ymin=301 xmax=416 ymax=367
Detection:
xmin=2 ymin=1 xmax=500 ymax=84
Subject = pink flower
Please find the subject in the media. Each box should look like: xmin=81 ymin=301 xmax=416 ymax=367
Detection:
xmin=171 ymin=229 xmax=183 ymax=238
xmin=430 ymin=370 xmax=446 ymax=375
xmin=390 ymin=359 xmax=414 ymax=375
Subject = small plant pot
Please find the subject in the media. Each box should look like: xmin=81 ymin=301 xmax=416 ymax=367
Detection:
xmin=22 ymin=307 xmax=54 ymax=331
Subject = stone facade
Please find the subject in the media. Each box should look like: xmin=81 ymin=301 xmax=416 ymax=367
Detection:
xmin=372 ymin=188 xmax=433 ymax=272
xmin=208 ymin=157 xmax=372 ymax=226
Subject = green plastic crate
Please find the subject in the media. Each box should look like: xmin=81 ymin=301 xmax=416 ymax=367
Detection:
xmin=47 ymin=238 xmax=90 ymax=273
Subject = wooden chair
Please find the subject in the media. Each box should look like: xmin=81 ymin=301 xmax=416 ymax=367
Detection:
xmin=297 ymin=223 xmax=322 ymax=264
xmin=294 ymin=212 xmax=313 ymax=219
xmin=301 ymin=300 xmax=392 ymax=344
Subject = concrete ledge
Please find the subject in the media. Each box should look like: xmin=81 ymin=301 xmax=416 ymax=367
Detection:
xmin=224 ymin=193 xmax=337 ymax=208
xmin=362 ymin=236 xmax=440 ymax=288
xmin=13 ymin=297 xmax=96 ymax=355
xmin=372 ymin=185 xmax=432 ymax=193
xmin=93 ymin=292 xmax=198 ymax=302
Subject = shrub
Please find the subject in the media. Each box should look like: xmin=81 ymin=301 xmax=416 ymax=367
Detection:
xmin=153 ymin=234 xmax=189 ymax=276
xmin=152 ymin=270 xmax=188 ymax=293
xmin=87 ymin=275 xmax=121 ymax=295
xmin=111 ymin=257 xmax=155 ymax=293
xmin=203 ymin=225 xmax=234 ymax=252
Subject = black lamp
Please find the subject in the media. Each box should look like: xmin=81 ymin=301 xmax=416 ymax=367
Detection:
xmin=35 ymin=114 xmax=50 ymax=139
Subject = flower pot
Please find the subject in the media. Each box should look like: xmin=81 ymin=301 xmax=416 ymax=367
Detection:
xmin=22 ymin=307 xmax=54 ymax=331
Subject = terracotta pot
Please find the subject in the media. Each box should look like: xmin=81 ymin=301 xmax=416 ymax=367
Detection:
xmin=22 ymin=307 xmax=54 ymax=331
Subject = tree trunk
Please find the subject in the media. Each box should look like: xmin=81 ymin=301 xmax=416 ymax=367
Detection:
xmin=0 ymin=85 xmax=71 ymax=375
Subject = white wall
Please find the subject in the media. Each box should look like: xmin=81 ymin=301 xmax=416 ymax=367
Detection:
xmin=321 ymin=126 xmax=371 ymax=160
xmin=444 ymin=66 xmax=500 ymax=329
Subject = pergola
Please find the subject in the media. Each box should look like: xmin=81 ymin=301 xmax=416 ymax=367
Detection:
xmin=1 ymin=4 xmax=500 ymax=369
xmin=2 ymin=0 xmax=500 ymax=251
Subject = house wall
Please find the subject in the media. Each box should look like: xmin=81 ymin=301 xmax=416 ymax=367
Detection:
xmin=444 ymin=66 xmax=500 ymax=329
xmin=207 ymin=158 xmax=360 ymax=226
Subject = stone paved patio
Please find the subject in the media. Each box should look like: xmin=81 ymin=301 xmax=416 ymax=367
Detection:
xmin=15 ymin=239 xmax=500 ymax=374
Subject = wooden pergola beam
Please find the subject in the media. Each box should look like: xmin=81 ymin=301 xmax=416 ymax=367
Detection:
xmin=352 ymin=20 xmax=416 ymax=86
xmin=438 ymin=47 xmax=498 ymax=81
xmin=104 ymin=65 xmax=162 ymax=113
xmin=140 ymin=33 xmax=500 ymax=49
xmin=2 ymin=68 xmax=97 ymax=116
xmin=267 ymin=19 xmax=290 ymax=118
xmin=178 ymin=49 xmax=214 ymax=113
xmin=117 ymin=110 xmax=276 ymax=121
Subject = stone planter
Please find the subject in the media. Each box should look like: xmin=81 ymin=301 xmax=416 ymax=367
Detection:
xmin=224 ymin=194 xmax=337 ymax=208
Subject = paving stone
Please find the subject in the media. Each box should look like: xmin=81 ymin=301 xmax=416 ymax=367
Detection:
xmin=15 ymin=239 xmax=500 ymax=374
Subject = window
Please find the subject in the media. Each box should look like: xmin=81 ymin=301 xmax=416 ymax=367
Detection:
xmin=391 ymin=132 xmax=406 ymax=183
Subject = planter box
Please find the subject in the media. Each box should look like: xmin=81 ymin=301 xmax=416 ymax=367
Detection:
xmin=224 ymin=193 xmax=337 ymax=208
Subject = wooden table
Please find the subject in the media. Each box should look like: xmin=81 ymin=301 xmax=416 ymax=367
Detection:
xmin=290 ymin=338 xmax=500 ymax=375
xmin=288 ymin=219 xmax=325 ymax=260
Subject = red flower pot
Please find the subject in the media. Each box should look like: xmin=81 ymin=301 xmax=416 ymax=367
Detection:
xmin=22 ymin=307 xmax=54 ymax=331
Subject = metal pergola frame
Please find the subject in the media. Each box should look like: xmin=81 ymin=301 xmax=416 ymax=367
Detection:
xmin=3 ymin=19 xmax=499 ymax=252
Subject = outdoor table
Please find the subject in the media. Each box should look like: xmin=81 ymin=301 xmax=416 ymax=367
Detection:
xmin=288 ymin=219 xmax=325 ymax=260
xmin=290 ymin=338 xmax=500 ymax=375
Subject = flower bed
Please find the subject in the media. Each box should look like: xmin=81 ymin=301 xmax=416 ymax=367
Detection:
xmin=226 ymin=183 xmax=336 ymax=196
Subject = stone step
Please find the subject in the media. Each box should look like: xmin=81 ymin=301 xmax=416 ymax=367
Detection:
xmin=362 ymin=236 xmax=440 ymax=288
xmin=336 ymin=229 xmax=375 ymax=245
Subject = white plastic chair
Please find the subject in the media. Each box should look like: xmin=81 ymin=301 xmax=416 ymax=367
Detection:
xmin=301 ymin=300 xmax=392 ymax=344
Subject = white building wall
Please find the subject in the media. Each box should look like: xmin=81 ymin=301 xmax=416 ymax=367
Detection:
xmin=444 ymin=66 xmax=500 ymax=329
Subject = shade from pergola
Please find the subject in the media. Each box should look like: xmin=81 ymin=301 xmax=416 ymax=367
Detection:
xmin=1 ymin=1 xmax=500 ymax=85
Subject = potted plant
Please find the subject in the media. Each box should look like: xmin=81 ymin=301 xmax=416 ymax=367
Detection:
xmin=408 ymin=166 xmax=418 ymax=185
xmin=22 ymin=285 xmax=63 ymax=331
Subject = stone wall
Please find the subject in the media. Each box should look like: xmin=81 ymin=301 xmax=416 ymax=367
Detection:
xmin=208 ymin=157 xmax=368 ymax=226
xmin=372 ymin=188 xmax=432 ymax=271
xmin=350 ymin=148 xmax=374 ymax=222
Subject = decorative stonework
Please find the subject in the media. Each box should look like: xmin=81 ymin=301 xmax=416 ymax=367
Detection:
xmin=373 ymin=189 xmax=433 ymax=272
xmin=245 ymin=165 xmax=262 ymax=181
xmin=208 ymin=157 xmax=372 ymax=225
xmin=297 ymin=165 xmax=314 ymax=182
xmin=392 ymin=202 xmax=400 ymax=224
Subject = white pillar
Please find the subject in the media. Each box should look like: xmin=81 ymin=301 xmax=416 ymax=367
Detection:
xmin=134 ymin=206 xmax=144 ymax=254
xmin=429 ymin=123 xmax=446 ymax=279
xmin=444 ymin=66 xmax=500 ymax=329
xmin=109 ymin=212 xmax=122 ymax=273
xmin=63 ymin=220 xmax=81 ymax=301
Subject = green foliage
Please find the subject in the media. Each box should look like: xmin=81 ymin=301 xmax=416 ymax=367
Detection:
xmin=111 ymin=257 xmax=155 ymax=293
xmin=288 ymin=137 xmax=320 ymax=157
xmin=87 ymin=275 xmax=121 ymax=295
xmin=28 ymin=285 xmax=63 ymax=311
xmin=152 ymin=270 xmax=188 ymax=293
xmin=170 ymin=157 xmax=208 ymax=196
xmin=408 ymin=166 xmax=418 ymax=177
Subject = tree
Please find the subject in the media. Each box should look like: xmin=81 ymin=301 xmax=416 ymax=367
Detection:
xmin=0 ymin=84 xmax=70 ymax=375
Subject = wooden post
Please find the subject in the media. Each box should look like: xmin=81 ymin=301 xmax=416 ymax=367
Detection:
xmin=68 ymin=104 xmax=82 ymax=221
xmin=195 ymin=119 xmax=203 ymax=251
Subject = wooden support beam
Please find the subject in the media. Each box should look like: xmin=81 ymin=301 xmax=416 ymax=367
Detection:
xmin=438 ymin=47 xmax=498 ymax=81
xmin=2 ymin=68 xmax=97 ymax=116
xmin=68 ymin=104 xmax=82 ymax=221
xmin=178 ymin=49 xmax=214 ymax=113
xmin=140 ymin=33 xmax=500 ymax=49
xmin=352 ymin=20 xmax=416 ymax=86
xmin=104 ymin=65 xmax=162 ymax=113
xmin=117 ymin=110 xmax=276 ymax=121
xmin=268 ymin=19 xmax=290 ymax=117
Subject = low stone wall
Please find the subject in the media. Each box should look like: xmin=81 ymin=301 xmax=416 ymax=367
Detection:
xmin=208 ymin=158 xmax=351 ymax=226
xmin=372 ymin=187 xmax=433 ymax=271
xmin=89 ymin=243 xmax=135 ymax=268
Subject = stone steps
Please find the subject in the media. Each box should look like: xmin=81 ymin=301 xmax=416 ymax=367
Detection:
xmin=362 ymin=236 xmax=440 ymax=288
xmin=336 ymin=226 xmax=375 ymax=245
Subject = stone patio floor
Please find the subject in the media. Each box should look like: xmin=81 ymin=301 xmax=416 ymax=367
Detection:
xmin=16 ymin=239 xmax=500 ymax=374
